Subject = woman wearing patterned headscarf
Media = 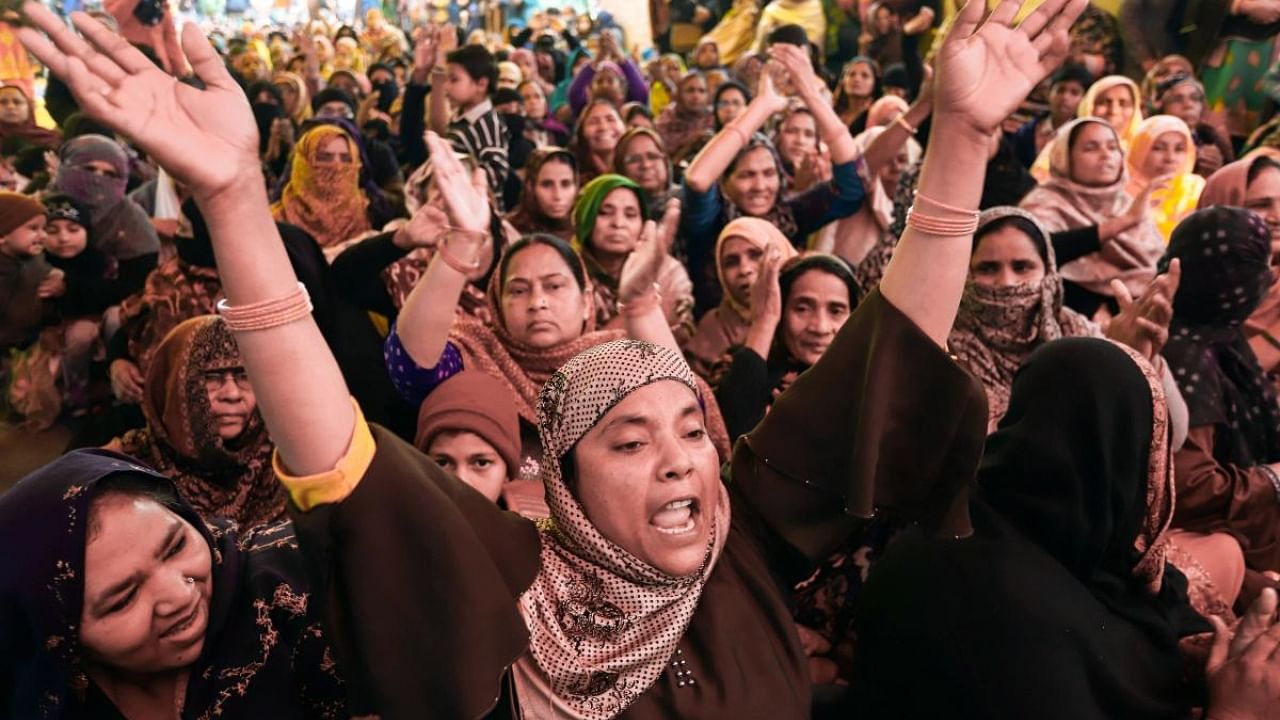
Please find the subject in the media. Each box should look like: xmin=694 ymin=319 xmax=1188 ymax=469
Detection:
xmin=0 ymin=448 xmax=346 ymax=716
xmin=105 ymin=315 xmax=284 ymax=529
xmin=1166 ymin=208 xmax=1280 ymax=589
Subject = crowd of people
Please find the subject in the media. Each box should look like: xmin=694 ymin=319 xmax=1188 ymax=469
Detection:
xmin=7 ymin=0 xmax=1280 ymax=715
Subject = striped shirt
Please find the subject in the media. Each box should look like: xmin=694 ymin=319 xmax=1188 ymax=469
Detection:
xmin=447 ymin=99 xmax=510 ymax=210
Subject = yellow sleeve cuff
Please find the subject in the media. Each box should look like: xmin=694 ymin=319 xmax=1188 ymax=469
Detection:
xmin=273 ymin=399 xmax=376 ymax=512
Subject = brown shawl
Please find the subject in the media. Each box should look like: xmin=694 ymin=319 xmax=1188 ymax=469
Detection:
xmin=114 ymin=315 xmax=284 ymax=528
xmin=1020 ymin=118 xmax=1165 ymax=296
xmin=949 ymin=207 xmax=1098 ymax=432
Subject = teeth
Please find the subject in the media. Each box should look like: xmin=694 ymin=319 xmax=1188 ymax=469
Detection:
xmin=654 ymin=518 xmax=696 ymax=535
xmin=665 ymin=499 xmax=693 ymax=510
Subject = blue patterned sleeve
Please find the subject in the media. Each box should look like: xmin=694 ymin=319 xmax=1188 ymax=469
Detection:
xmin=384 ymin=324 xmax=465 ymax=408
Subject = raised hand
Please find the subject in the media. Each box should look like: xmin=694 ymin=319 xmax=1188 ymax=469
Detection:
xmin=769 ymin=43 xmax=821 ymax=99
xmin=933 ymin=0 xmax=1087 ymax=136
xmin=423 ymin=131 xmax=491 ymax=234
xmin=745 ymin=246 xmax=784 ymax=359
xmin=412 ymin=24 xmax=438 ymax=77
xmin=18 ymin=2 xmax=258 ymax=200
xmin=394 ymin=203 xmax=450 ymax=250
xmin=619 ymin=198 xmax=680 ymax=304
xmin=754 ymin=60 xmax=790 ymax=116
xmin=436 ymin=23 xmax=457 ymax=65
xmin=1106 ymin=258 xmax=1180 ymax=360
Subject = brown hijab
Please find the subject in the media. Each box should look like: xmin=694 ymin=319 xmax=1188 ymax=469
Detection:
xmin=113 ymin=315 xmax=284 ymax=528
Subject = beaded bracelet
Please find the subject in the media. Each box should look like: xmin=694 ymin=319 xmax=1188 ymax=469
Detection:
xmin=216 ymin=282 xmax=314 ymax=332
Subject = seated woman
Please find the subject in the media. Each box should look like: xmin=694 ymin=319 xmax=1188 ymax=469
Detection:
xmin=1020 ymin=117 xmax=1165 ymax=319
xmin=104 ymin=315 xmax=285 ymax=529
xmin=711 ymin=80 xmax=751 ymax=132
xmin=774 ymin=105 xmax=819 ymax=191
xmin=0 ymin=449 xmax=345 ymax=715
xmin=832 ymin=57 xmax=881 ymax=130
xmin=1164 ymin=207 xmax=1280 ymax=595
xmin=682 ymin=43 xmax=865 ymax=314
xmin=504 ymin=147 xmax=577 ymax=242
xmin=1154 ymin=73 xmax=1234 ymax=178
xmin=572 ymin=174 xmax=695 ymax=342
xmin=1201 ymin=154 xmax=1280 ymax=386
xmin=655 ymin=71 xmax=714 ymax=159
xmin=416 ymin=369 xmax=548 ymax=518
xmin=269 ymin=123 xmax=377 ymax=249
xmin=571 ymin=99 xmax=626 ymax=184
xmin=18 ymin=0 xmax=1083 ymax=714
xmin=517 ymin=79 xmax=568 ymax=148
xmin=1126 ymin=114 xmax=1204 ymax=242
xmin=51 ymin=134 xmax=159 ymax=281
xmin=713 ymin=252 xmax=860 ymax=440
xmin=851 ymin=337 xmax=1260 ymax=719
xmin=613 ymin=127 xmax=680 ymax=212
xmin=685 ymin=218 xmax=797 ymax=378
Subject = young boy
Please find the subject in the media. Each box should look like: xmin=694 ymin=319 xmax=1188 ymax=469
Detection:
xmin=0 ymin=192 xmax=51 ymax=352
xmin=431 ymin=38 xmax=510 ymax=207
xmin=415 ymin=370 xmax=548 ymax=518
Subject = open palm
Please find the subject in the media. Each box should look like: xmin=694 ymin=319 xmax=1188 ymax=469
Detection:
xmin=18 ymin=2 xmax=258 ymax=197
xmin=933 ymin=0 xmax=1088 ymax=134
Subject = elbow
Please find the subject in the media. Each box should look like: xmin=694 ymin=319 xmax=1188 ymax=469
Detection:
xmin=684 ymin=172 xmax=713 ymax=195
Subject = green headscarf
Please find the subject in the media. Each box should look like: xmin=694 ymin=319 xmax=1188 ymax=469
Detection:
xmin=571 ymin=174 xmax=649 ymax=254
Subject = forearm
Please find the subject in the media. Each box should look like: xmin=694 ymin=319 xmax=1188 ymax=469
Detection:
xmin=625 ymin=303 xmax=681 ymax=353
xmin=798 ymin=85 xmax=857 ymax=165
xmin=878 ymin=119 xmax=988 ymax=346
xmin=685 ymin=100 xmax=775 ymax=192
xmin=197 ymin=177 xmax=354 ymax=475
xmin=621 ymin=59 xmax=650 ymax=104
xmin=744 ymin=316 xmax=777 ymax=359
xmin=1098 ymin=215 xmax=1136 ymax=241
xmin=396 ymin=254 xmax=468 ymax=368
xmin=568 ymin=66 xmax=594 ymax=113
xmin=861 ymin=100 xmax=930 ymax=175
xmin=428 ymin=80 xmax=450 ymax=135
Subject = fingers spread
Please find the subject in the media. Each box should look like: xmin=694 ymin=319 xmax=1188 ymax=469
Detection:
xmin=72 ymin=11 xmax=148 ymax=77
xmin=182 ymin=22 xmax=235 ymax=91
xmin=950 ymin=0 xmax=985 ymax=39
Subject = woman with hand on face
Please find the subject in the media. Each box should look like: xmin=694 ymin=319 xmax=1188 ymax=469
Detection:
xmin=572 ymin=175 xmax=695 ymax=344
xmin=685 ymin=218 xmax=798 ymax=378
xmin=682 ymin=42 xmax=866 ymax=314
xmin=0 ymin=447 xmax=346 ymax=717
xmin=1020 ymin=117 xmax=1167 ymax=321
xmin=12 ymin=0 xmax=1090 ymax=715
xmin=1126 ymin=114 xmax=1204 ymax=242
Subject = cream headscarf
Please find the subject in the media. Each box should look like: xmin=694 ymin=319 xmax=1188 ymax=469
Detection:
xmin=1019 ymin=118 xmax=1165 ymax=297
xmin=512 ymin=340 xmax=732 ymax=719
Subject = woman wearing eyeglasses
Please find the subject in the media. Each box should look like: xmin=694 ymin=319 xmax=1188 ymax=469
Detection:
xmin=104 ymin=315 xmax=287 ymax=529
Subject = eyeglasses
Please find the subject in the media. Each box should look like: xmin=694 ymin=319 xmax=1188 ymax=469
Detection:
xmin=623 ymin=152 xmax=664 ymax=167
xmin=203 ymin=368 xmax=251 ymax=392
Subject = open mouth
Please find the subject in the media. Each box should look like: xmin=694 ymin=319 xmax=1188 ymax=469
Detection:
xmin=651 ymin=497 xmax=700 ymax=535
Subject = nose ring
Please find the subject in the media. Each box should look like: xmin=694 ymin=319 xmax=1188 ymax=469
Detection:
xmin=185 ymin=577 xmax=195 ymax=584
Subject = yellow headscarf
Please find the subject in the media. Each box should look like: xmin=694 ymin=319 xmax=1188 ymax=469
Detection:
xmin=270 ymin=125 xmax=370 ymax=248
xmin=1126 ymin=115 xmax=1205 ymax=243
xmin=272 ymin=71 xmax=313 ymax=126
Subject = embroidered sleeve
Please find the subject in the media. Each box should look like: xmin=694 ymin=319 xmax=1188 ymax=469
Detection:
xmin=383 ymin=323 xmax=465 ymax=407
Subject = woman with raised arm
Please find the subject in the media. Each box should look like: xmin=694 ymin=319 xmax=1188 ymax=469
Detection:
xmin=16 ymin=0 xmax=1092 ymax=716
xmin=680 ymin=42 xmax=865 ymax=313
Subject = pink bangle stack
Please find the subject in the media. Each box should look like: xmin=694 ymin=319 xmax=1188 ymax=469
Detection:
xmin=216 ymin=282 xmax=314 ymax=332
xmin=905 ymin=192 xmax=980 ymax=237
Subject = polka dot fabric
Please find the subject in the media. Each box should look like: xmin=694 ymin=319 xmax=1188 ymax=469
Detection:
xmin=513 ymin=340 xmax=731 ymax=719
xmin=1161 ymin=207 xmax=1280 ymax=467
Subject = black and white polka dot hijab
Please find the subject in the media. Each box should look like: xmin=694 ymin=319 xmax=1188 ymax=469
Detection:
xmin=512 ymin=339 xmax=731 ymax=719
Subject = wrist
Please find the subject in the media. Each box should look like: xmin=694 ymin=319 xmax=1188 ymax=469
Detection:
xmin=192 ymin=168 xmax=269 ymax=215
xmin=927 ymin=112 xmax=993 ymax=146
